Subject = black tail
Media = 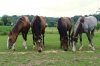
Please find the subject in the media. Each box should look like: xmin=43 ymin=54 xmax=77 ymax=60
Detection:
xmin=58 ymin=18 xmax=67 ymax=37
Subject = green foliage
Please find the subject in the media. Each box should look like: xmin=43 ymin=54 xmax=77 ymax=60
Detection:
xmin=96 ymin=22 xmax=100 ymax=31
xmin=46 ymin=17 xmax=58 ymax=27
xmin=0 ymin=26 xmax=58 ymax=35
xmin=0 ymin=26 xmax=12 ymax=35
xmin=71 ymin=15 xmax=81 ymax=24
xmin=1 ymin=15 xmax=9 ymax=25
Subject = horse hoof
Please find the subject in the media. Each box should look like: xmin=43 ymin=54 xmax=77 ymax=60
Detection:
xmin=92 ymin=47 xmax=95 ymax=51
xmin=13 ymin=49 xmax=16 ymax=51
xmin=64 ymin=49 xmax=68 ymax=51
xmin=38 ymin=50 xmax=42 ymax=53
xmin=25 ymin=47 xmax=28 ymax=50
xmin=72 ymin=49 xmax=76 ymax=52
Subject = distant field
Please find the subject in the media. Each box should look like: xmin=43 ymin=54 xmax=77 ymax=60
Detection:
xmin=0 ymin=26 xmax=58 ymax=35
xmin=0 ymin=30 xmax=100 ymax=66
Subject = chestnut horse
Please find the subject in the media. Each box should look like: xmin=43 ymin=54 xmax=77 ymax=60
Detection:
xmin=57 ymin=17 xmax=72 ymax=51
xmin=7 ymin=16 xmax=30 ymax=50
xmin=31 ymin=16 xmax=46 ymax=52
xmin=71 ymin=16 xmax=97 ymax=52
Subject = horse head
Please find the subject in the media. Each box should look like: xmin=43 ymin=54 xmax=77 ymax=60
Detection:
xmin=35 ymin=35 xmax=42 ymax=52
xmin=61 ymin=36 xmax=68 ymax=51
xmin=7 ymin=31 xmax=16 ymax=50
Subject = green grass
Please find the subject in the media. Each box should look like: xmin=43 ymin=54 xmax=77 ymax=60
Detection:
xmin=0 ymin=26 xmax=12 ymax=35
xmin=0 ymin=32 xmax=100 ymax=66
xmin=0 ymin=26 xmax=58 ymax=35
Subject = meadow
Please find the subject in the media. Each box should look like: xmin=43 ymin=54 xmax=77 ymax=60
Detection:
xmin=0 ymin=27 xmax=100 ymax=66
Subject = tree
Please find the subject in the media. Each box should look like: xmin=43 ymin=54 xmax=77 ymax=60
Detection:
xmin=1 ymin=15 xmax=13 ymax=26
xmin=1 ymin=15 xmax=8 ymax=25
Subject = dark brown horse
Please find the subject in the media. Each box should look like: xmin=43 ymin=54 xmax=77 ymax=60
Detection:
xmin=57 ymin=17 xmax=72 ymax=51
xmin=7 ymin=16 xmax=30 ymax=50
xmin=71 ymin=16 xmax=97 ymax=52
xmin=31 ymin=16 xmax=46 ymax=52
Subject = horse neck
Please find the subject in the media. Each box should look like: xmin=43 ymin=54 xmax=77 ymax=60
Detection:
xmin=73 ymin=23 xmax=82 ymax=38
xmin=12 ymin=24 xmax=22 ymax=36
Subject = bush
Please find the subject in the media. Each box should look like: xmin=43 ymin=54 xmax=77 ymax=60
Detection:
xmin=0 ymin=26 xmax=12 ymax=35
xmin=96 ymin=22 xmax=100 ymax=31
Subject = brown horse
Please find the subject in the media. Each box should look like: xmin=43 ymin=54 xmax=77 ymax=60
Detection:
xmin=7 ymin=16 xmax=30 ymax=50
xmin=31 ymin=16 xmax=46 ymax=52
xmin=57 ymin=17 xmax=72 ymax=51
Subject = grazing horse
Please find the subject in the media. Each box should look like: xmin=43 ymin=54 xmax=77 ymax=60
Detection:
xmin=71 ymin=16 xmax=97 ymax=52
xmin=7 ymin=16 xmax=30 ymax=50
xmin=31 ymin=16 xmax=46 ymax=52
xmin=57 ymin=17 xmax=72 ymax=51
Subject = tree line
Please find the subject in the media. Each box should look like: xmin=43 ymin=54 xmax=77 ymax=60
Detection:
xmin=0 ymin=14 xmax=100 ymax=28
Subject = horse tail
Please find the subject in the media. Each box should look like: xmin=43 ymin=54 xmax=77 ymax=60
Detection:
xmin=58 ymin=18 xmax=67 ymax=37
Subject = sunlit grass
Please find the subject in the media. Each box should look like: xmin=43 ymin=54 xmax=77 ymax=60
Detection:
xmin=0 ymin=27 xmax=100 ymax=66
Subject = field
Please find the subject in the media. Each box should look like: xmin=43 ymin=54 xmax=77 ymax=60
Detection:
xmin=0 ymin=27 xmax=100 ymax=66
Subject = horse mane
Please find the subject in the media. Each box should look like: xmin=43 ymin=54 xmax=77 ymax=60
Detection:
xmin=73 ymin=19 xmax=80 ymax=34
xmin=72 ymin=17 xmax=84 ymax=41
xmin=11 ymin=16 xmax=29 ymax=33
xmin=33 ymin=16 xmax=41 ymax=40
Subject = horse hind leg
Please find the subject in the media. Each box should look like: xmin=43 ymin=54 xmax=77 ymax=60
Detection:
xmin=86 ymin=32 xmax=95 ymax=51
xmin=91 ymin=28 xmax=95 ymax=38
xmin=88 ymin=43 xmax=95 ymax=51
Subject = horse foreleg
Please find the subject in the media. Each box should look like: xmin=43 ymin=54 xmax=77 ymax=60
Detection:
xmin=43 ymin=34 xmax=44 ymax=46
xmin=79 ymin=34 xmax=83 ymax=50
xmin=33 ymin=34 xmax=35 ymax=45
xmin=23 ymin=39 xmax=27 ymax=50
xmin=72 ymin=41 xmax=76 ymax=52
xmin=22 ymin=32 xmax=27 ymax=50
xmin=68 ymin=30 xmax=71 ymax=46
xmin=60 ymin=35 xmax=62 ymax=48
xmin=86 ymin=32 xmax=95 ymax=51
xmin=12 ymin=43 xmax=16 ymax=51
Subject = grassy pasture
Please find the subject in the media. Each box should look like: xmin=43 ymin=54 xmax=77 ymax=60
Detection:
xmin=0 ymin=27 xmax=100 ymax=66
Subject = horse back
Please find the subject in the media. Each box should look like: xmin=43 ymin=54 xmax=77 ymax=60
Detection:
xmin=59 ymin=17 xmax=72 ymax=30
xmin=39 ymin=16 xmax=46 ymax=33
xmin=21 ymin=16 xmax=30 ymax=28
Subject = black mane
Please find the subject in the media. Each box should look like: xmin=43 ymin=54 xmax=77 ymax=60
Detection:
xmin=33 ymin=16 xmax=41 ymax=40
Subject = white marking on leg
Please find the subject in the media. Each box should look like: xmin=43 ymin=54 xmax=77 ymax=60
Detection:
xmin=88 ymin=43 xmax=95 ymax=51
xmin=7 ymin=37 xmax=9 ymax=49
xmin=12 ymin=43 xmax=16 ymax=50
xmin=79 ymin=42 xmax=83 ymax=50
xmin=72 ymin=41 xmax=76 ymax=52
xmin=88 ymin=44 xmax=92 ymax=48
xmin=92 ymin=46 xmax=95 ymax=51
xmin=37 ymin=40 xmax=41 ymax=43
xmin=23 ymin=40 xmax=27 ymax=50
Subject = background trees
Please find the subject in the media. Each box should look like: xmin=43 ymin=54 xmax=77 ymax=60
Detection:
xmin=0 ymin=14 xmax=100 ymax=28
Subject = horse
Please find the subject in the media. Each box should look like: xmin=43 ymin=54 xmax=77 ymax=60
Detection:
xmin=31 ymin=16 xmax=46 ymax=52
xmin=71 ymin=16 xmax=97 ymax=52
xmin=57 ymin=17 xmax=72 ymax=51
xmin=7 ymin=16 xmax=30 ymax=50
